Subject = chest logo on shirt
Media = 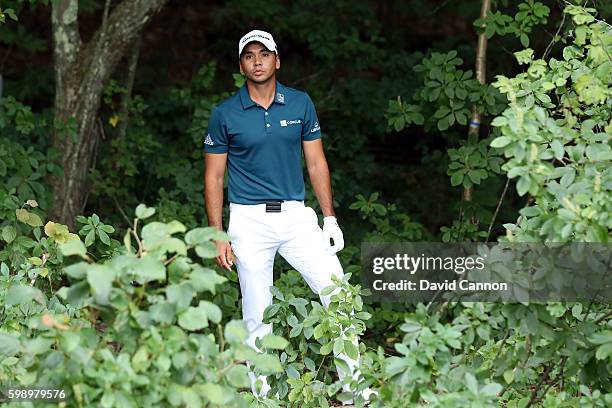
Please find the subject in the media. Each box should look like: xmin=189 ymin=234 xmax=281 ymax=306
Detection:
xmin=280 ymin=119 xmax=302 ymax=127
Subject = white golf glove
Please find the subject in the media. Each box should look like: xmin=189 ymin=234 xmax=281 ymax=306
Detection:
xmin=322 ymin=216 xmax=344 ymax=255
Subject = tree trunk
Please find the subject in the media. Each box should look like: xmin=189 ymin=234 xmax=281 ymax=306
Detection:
xmin=461 ymin=0 xmax=490 ymax=223
xmin=49 ymin=0 xmax=167 ymax=230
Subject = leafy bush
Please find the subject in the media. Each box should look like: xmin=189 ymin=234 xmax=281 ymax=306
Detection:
xmin=1 ymin=205 xmax=290 ymax=407
xmin=491 ymin=5 xmax=611 ymax=242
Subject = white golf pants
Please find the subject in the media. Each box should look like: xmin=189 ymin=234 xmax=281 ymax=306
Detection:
xmin=227 ymin=200 xmax=362 ymax=397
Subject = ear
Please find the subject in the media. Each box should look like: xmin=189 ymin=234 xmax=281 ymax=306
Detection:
xmin=239 ymin=61 xmax=244 ymax=75
xmin=275 ymin=54 xmax=281 ymax=70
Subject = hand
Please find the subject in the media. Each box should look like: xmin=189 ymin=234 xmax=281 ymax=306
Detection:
xmin=214 ymin=240 xmax=234 ymax=271
xmin=322 ymin=216 xmax=344 ymax=255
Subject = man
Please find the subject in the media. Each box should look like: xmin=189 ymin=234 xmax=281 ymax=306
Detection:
xmin=204 ymin=29 xmax=376 ymax=405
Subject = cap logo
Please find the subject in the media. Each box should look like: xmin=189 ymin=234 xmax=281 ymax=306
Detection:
xmin=241 ymin=34 xmax=271 ymax=45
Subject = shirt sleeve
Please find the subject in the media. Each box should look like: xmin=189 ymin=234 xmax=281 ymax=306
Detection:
xmin=204 ymin=107 xmax=229 ymax=153
xmin=301 ymin=94 xmax=322 ymax=141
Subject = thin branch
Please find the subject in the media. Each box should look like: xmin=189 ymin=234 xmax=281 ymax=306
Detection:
xmin=292 ymin=69 xmax=325 ymax=86
xmin=113 ymin=195 xmax=133 ymax=227
xmin=492 ymin=329 xmax=512 ymax=361
xmin=485 ymin=178 xmax=510 ymax=242
xmin=595 ymin=311 xmax=612 ymax=324
xmin=431 ymin=0 xmax=453 ymax=15
xmin=526 ymin=357 xmax=567 ymax=408
xmin=543 ymin=11 xmax=566 ymax=60
xmin=525 ymin=364 xmax=553 ymax=408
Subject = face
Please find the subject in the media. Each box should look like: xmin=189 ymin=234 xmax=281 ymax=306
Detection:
xmin=239 ymin=42 xmax=280 ymax=84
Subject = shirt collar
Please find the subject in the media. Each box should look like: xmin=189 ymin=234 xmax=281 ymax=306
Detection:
xmin=239 ymin=80 xmax=286 ymax=110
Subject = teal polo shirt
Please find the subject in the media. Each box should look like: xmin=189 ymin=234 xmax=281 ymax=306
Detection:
xmin=204 ymin=81 xmax=322 ymax=204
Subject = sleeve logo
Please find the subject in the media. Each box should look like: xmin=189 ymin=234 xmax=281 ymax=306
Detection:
xmin=204 ymin=134 xmax=214 ymax=146
xmin=310 ymin=122 xmax=320 ymax=133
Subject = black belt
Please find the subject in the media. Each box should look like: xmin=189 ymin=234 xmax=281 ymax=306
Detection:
xmin=265 ymin=200 xmax=284 ymax=213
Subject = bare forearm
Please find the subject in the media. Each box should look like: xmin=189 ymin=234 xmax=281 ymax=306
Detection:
xmin=308 ymin=162 xmax=335 ymax=217
xmin=205 ymin=176 xmax=225 ymax=231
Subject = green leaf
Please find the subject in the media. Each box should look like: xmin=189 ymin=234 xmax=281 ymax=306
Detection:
xmin=141 ymin=222 xmax=171 ymax=250
xmin=63 ymin=262 xmax=88 ymax=280
xmin=490 ymin=136 xmax=512 ymax=148
xmin=333 ymin=338 xmax=344 ymax=356
xmin=520 ymin=33 xmax=529 ymax=47
xmin=28 ymin=257 xmax=42 ymax=266
xmin=130 ymin=256 xmax=166 ymax=284
xmin=5 ymin=284 xmax=45 ymax=306
xmin=289 ymin=324 xmax=303 ymax=338
xmin=195 ymin=242 xmax=218 ymax=259
xmin=98 ymin=229 xmax=110 ymax=245
xmin=149 ymin=302 xmax=176 ymax=325
xmin=200 ymin=300 xmax=222 ymax=324
xmin=16 ymin=208 xmax=30 ymax=223
xmin=589 ymin=331 xmax=612 ymax=345
xmin=163 ymin=238 xmax=187 ymax=256
xmin=0 ymin=334 xmax=21 ymax=356
xmin=66 ymin=281 xmax=89 ymax=306
xmin=320 ymin=285 xmax=337 ymax=296
xmin=344 ymin=340 xmax=359 ymax=360
xmin=503 ymin=369 xmax=514 ymax=384
xmin=437 ymin=116 xmax=449 ymax=131
xmin=450 ymin=171 xmax=464 ymax=186
xmin=178 ymin=305 xmax=209 ymax=331
xmin=2 ymin=226 xmax=16 ymax=243
xmin=595 ymin=343 xmax=612 ymax=360
xmin=550 ymin=139 xmax=564 ymax=160
xmin=131 ymin=346 xmax=150 ymax=372
xmin=59 ymin=239 xmax=87 ymax=257
xmin=261 ymin=335 xmax=289 ymax=350
xmin=189 ymin=267 xmax=227 ymax=294
xmin=16 ymin=209 xmax=44 ymax=227
xmin=224 ymin=320 xmax=248 ymax=343
xmin=166 ymin=282 xmax=195 ymax=309
xmin=87 ymin=265 xmax=116 ymax=304
xmin=481 ymin=382 xmax=502 ymax=396
xmin=100 ymin=224 xmax=115 ymax=234
xmin=226 ymin=365 xmax=250 ymax=387
xmin=251 ymin=353 xmax=283 ymax=374
xmin=516 ymin=176 xmax=530 ymax=196
xmin=135 ymin=204 xmax=155 ymax=219
xmin=29 ymin=213 xmax=44 ymax=227
xmin=465 ymin=372 xmax=479 ymax=394
xmin=177 ymin=301 xmax=221 ymax=331
xmin=85 ymin=229 xmax=95 ymax=247
xmin=166 ymin=220 xmax=186 ymax=235
xmin=491 ymin=116 xmax=508 ymax=127
xmin=319 ymin=341 xmax=333 ymax=355
xmin=24 ymin=337 xmax=53 ymax=355
xmin=200 ymin=383 xmax=231 ymax=404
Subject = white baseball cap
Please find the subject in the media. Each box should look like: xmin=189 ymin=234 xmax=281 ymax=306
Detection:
xmin=238 ymin=29 xmax=278 ymax=57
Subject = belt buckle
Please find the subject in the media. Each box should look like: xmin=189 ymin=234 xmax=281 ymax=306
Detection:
xmin=265 ymin=200 xmax=283 ymax=213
